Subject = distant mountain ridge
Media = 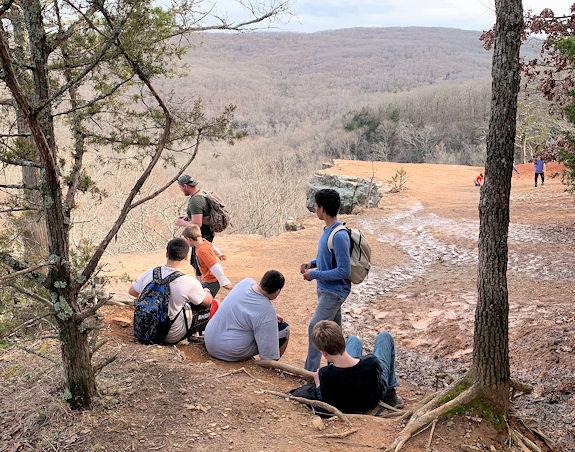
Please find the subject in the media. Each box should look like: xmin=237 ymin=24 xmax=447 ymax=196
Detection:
xmin=174 ymin=27 xmax=539 ymax=129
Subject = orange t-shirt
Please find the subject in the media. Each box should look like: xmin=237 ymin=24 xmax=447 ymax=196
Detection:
xmin=196 ymin=240 xmax=218 ymax=283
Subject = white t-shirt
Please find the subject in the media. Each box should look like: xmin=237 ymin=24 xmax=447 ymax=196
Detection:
xmin=133 ymin=265 xmax=206 ymax=343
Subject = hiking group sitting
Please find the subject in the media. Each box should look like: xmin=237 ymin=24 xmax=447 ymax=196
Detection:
xmin=129 ymin=179 xmax=402 ymax=414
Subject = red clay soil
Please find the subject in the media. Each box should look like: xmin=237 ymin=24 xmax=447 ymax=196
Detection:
xmin=1 ymin=160 xmax=574 ymax=452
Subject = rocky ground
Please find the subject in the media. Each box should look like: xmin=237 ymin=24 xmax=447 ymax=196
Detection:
xmin=1 ymin=160 xmax=574 ymax=452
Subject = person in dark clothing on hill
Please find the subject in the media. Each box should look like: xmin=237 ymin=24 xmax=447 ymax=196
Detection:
xmin=291 ymin=320 xmax=403 ymax=414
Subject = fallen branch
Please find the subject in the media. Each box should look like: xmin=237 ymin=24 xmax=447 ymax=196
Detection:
xmin=311 ymin=428 xmax=360 ymax=439
xmin=426 ymin=419 xmax=437 ymax=452
xmin=261 ymin=389 xmax=352 ymax=427
xmin=217 ymin=366 xmax=266 ymax=383
xmin=256 ymin=360 xmax=315 ymax=381
xmin=510 ymin=378 xmax=533 ymax=395
xmin=378 ymin=400 xmax=402 ymax=412
xmin=94 ymin=354 xmax=117 ymax=376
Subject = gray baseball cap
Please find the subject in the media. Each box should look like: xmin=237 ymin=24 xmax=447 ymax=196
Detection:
xmin=177 ymin=174 xmax=198 ymax=187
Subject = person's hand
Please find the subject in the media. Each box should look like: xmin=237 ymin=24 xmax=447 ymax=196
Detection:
xmin=314 ymin=369 xmax=320 ymax=388
xmin=276 ymin=313 xmax=284 ymax=323
xmin=218 ymin=254 xmax=227 ymax=261
xmin=174 ymin=216 xmax=187 ymax=227
xmin=300 ymin=262 xmax=312 ymax=274
xmin=303 ymin=269 xmax=312 ymax=281
xmin=204 ymin=288 xmax=211 ymax=295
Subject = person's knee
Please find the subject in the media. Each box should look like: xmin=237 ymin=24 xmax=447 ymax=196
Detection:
xmin=346 ymin=335 xmax=362 ymax=347
xmin=375 ymin=331 xmax=394 ymax=347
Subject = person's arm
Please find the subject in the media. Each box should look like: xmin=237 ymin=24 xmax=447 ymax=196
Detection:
xmin=211 ymin=243 xmax=226 ymax=260
xmin=309 ymin=232 xmax=351 ymax=281
xmin=254 ymin=318 xmax=281 ymax=361
xmin=128 ymin=285 xmax=139 ymax=298
xmin=174 ymin=214 xmax=202 ymax=228
xmin=200 ymin=290 xmax=212 ymax=306
xmin=209 ymin=262 xmax=232 ymax=288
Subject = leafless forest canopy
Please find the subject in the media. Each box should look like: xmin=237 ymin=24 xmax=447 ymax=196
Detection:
xmin=7 ymin=27 xmax=546 ymax=251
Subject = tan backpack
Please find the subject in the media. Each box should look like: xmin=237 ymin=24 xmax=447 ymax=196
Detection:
xmin=327 ymin=225 xmax=371 ymax=284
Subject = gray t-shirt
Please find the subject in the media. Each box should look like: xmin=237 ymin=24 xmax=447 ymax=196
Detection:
xmin=204 ymin=278 xmax=279 ymax=361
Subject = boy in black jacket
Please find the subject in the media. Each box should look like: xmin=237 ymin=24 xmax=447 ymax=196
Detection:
xmin=310 ymin=320 xmax=403 ymax=413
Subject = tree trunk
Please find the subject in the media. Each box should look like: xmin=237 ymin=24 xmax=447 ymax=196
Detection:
xmin=56 ymin=314 xmax=97 ymax=409
xmin=521 ymin=132 xmax=527 ymax=164
xmin=474 ymin=0 xmax=522 ymax=413
xmin=12 ymin=9 xmax=49 ymax=258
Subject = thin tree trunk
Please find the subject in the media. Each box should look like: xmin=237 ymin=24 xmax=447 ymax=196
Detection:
xmin=12 ymin=9 xmax=49 ymax=257
xmin=474 ymin=0 xmax=522 ymax=412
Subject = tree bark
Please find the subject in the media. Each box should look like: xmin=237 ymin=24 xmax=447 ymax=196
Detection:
xmin=12 ymin=9 xmax=49 ymax=257
xmin=474 ymin=0 xmax=523 ymax=412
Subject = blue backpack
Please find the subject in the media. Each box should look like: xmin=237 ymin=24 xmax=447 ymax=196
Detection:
xmin=134 ymin=267 xmax=183 ymax=343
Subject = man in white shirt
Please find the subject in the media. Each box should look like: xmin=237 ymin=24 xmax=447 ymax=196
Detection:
xmin=129 ymin=238 xmax=214 ymax=344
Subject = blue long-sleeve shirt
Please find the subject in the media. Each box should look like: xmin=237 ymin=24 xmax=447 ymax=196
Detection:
xmin=309 ymin=222 xmax=351 ymax=297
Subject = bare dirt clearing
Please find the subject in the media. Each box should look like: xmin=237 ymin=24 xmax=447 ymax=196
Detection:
xmin=1 ymin=160 xmax=574 ymax=452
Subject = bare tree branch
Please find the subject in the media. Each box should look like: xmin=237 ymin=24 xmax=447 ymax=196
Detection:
xmin=0 ymin=98 xmax=15 ymax=107
xmin=0 ymin=207 xmax=38 ymax=213
xmin=130 ymin=130 xmax=202 ymax=210
xmin=4 ymin=312 xmax=51 ymax=338
xmin=75 ymin=295 xmax=111 ymax=322
xmin=8 ymin=283 xmax=54 ymax=310
xmin=0 ymin=0 xmax=15 ymax=16
xmin=0 ymin=183 xmax=40 ymax=190
xmin=0 ymin=157 xmax=42 ymax=167
xmin=0 ymin=261 xmax=52 ymax=284
xmin=33 ymin=5 xmax=135 ymax=115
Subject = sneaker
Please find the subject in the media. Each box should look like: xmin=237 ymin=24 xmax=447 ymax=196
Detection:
xmin=381 ymin=388 xmax=404 ymax=409
xmin=541 ymin=183 xmax=544 ymax=186
xmin=187 ymin=335 xmax=205 ymax=344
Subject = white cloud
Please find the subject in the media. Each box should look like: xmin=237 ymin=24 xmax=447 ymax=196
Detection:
xmin=206 ymin=1 xmax=574 ymax=33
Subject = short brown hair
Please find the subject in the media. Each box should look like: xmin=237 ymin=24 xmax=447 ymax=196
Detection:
xmin=311 ymin=320 xmax=345 ymax=355
xmin=182 ymin=224 xmax=202 ymax=241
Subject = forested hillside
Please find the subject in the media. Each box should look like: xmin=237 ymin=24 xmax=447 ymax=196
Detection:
xmin=73 ymin=28 xmax=550 ymax=244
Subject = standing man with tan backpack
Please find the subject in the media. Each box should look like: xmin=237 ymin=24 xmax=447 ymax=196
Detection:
xmin=174 ymin=174 xmax=230 ymax=275
xmin=300 ymin=189 xmax=353 ymax=372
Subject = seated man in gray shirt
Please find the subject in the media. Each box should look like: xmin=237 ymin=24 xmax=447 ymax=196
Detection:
xmin=204 ymin=270 xmax=290 ymax=361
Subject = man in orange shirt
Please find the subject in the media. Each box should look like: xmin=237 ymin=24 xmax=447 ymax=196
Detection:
xmin=182 ymin=225 xmax=233 ymax=297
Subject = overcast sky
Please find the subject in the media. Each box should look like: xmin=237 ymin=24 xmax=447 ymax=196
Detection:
xmin=212 ymin=1 xmax=573 ymax=33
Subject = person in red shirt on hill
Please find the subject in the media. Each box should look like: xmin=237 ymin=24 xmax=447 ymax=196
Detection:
xmin=474 ymin=173 xmax=484 ymax=187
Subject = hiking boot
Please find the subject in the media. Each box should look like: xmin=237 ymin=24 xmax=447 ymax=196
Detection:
xmin=382 ymin=388 xmax=404 ymax=409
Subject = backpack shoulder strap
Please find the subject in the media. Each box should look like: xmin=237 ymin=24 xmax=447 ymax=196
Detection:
xmin=152 ymin=266 xmax=163 ymax=283
xmin=327 ymin=225 xmax=348 ymax=252
xmin=160 ymin=270 xmax=184 ymax=285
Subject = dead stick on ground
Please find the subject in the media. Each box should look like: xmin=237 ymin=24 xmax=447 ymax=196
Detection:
xmin=256 ymin=360 xmax=315 ymax=380
xmin=426 ymin=419 xmax=437 ymax=452
xmin=378 ymin=401 xmax=403 ymax=413
xmin=261 ymin=389 xmax=352 ymax=426
xmin=217 ymin=367 xmax=266 ymax=383
xmin=312 ymin=428 xmax=360 ymax=439
xmin=172 ymin=345 xmax=183 ymax=362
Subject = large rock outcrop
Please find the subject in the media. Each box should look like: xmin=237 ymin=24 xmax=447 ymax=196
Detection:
xmin=306 ymin=173 xmax=383 ymax=214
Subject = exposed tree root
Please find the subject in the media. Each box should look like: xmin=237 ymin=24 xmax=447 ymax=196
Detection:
xmin=400 ymin=373 xmax=471 ymax=422
xmin=508 ymin=423 xmax=543 ymax=452
xmin=256 ymin=360 xmax=315 ymax=380
xmin=383 ymin=383 xmax=480 ymax=452
xmin=217 ymin=366 xmax=266 ymax=383
xmin=260 ymin=389 xmax=352 ymax=426
xmin=311 ymin=428 xmax=360 ymax=438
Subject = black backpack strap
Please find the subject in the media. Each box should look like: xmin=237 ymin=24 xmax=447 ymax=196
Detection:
xmin=160 ymin=270 xmax=184 ymax=285
xmin=152 ymin=266 xmax=163 ymax=283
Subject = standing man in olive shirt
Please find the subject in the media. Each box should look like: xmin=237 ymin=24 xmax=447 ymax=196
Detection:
xmin=174 ymin=175 xmax=225 ymax=275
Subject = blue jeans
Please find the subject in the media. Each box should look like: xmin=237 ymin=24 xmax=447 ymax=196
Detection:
xmin=346 ymin=332 xmax=399 ymax=397
xmin=304 ymin=289 xmax=348 ymax=371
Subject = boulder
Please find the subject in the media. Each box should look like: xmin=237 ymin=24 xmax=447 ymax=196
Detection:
xmin=306 ymin=173 xmax=383 ymax=214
